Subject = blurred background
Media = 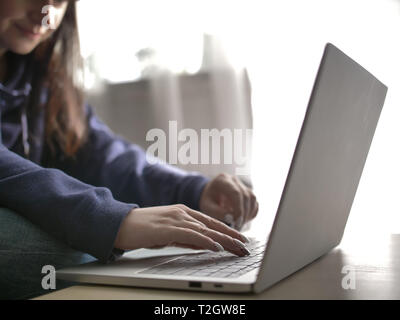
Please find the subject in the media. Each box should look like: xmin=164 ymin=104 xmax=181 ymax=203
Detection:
xmin=76 ymin=0 xmax=400 ymax=239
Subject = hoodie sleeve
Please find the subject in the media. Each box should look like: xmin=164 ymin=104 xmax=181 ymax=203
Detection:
xmin=48 ymin=104 xmax=210 ymax=211
xmin=0 ymin=143 xmax=137 ymax=263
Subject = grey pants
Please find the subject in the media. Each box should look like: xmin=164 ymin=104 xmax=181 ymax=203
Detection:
xmin=0 ymin=207 xmax=97 ymax=300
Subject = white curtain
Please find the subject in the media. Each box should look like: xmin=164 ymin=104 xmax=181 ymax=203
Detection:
xmin=77 ymin=0 xmax=254 ymax=183
xmin=145 ymin=34 xmax=253 ymax=181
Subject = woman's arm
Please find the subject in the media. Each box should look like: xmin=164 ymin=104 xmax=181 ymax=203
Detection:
xmin=0 ymin=143 xmax=136 ymax=263
xmin=47 ymin=104 xmax=210 ymax=210
xmin=0 ymin=143 xmax=253 ymax=259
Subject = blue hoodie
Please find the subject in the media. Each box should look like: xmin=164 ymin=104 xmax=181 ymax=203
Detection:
xmin=0 ymin=53 xmax=210 ymax=263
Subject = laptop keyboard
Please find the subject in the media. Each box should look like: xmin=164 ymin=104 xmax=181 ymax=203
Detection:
xmin=138 ymin=239 xmax=265 ymax=278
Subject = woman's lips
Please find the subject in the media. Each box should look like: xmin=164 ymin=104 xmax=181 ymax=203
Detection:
xmin=15 ymin=24 xmax=43 ymax=40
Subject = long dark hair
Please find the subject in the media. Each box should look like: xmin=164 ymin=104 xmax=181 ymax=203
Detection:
xmin=31 ymin=1 xmax=87 ymax=158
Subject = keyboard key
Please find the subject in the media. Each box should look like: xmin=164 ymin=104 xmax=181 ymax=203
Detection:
xmin=138 ymin=240 xmax=265 ymax=278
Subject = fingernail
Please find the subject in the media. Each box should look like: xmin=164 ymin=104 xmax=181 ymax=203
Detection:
xmin=214 ymin=242 xmax=225 ymax=252
xmin=233 ymin=239 xmax=250 ymax=256
xmin=240 ymin=234 xmax=250 ymax=243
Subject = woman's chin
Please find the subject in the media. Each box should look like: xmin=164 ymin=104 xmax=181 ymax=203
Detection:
xmin=7 ymin=42 xmax=38 ymax=55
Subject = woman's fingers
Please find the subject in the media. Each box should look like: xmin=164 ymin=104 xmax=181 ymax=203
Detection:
xmin=212 ymin=175 xmax=257 ymax=230
xmin=164 ymin=205 xmax=250 ymax=256
xmin=178 ymin=205 xmax=250 ymax=245
xmin=176 ymin=221 xmax=250 ymax=257
xmin=214 ymin=176 xmax=246 ymax=227
xmin=199 ymin=174 xmax=259 ymax=231
xmin=115 ymin=204 xmax=254 ymax=257
xmin=167 ymin=227 xmax=226 ymax=254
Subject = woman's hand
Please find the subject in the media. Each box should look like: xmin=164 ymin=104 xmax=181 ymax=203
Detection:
xmin=114 ymin=204 xmax=251 ymax=257
xmin=199 ymin=174 xmax=259 ymax=230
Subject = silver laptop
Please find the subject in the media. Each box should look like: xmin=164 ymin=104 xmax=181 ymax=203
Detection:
xmin=57 ymin=43 xmax=387 ymax=294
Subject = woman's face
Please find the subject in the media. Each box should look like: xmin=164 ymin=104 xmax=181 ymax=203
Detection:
xmin=0 ymin=0 xmax=69 ymax=55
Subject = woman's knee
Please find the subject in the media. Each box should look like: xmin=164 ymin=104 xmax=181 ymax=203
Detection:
xmin=0 ymin=207 xmax=78 ymax=254
xmin=0 ymin=207 xmax=96 ymax=299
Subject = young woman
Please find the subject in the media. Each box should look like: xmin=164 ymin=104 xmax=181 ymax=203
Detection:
xmin=0 ymin=0 xmax=258 ymax=299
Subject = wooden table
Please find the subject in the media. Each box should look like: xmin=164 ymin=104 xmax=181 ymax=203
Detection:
xmin=34 ymin=233 xmax=400 ymax=300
